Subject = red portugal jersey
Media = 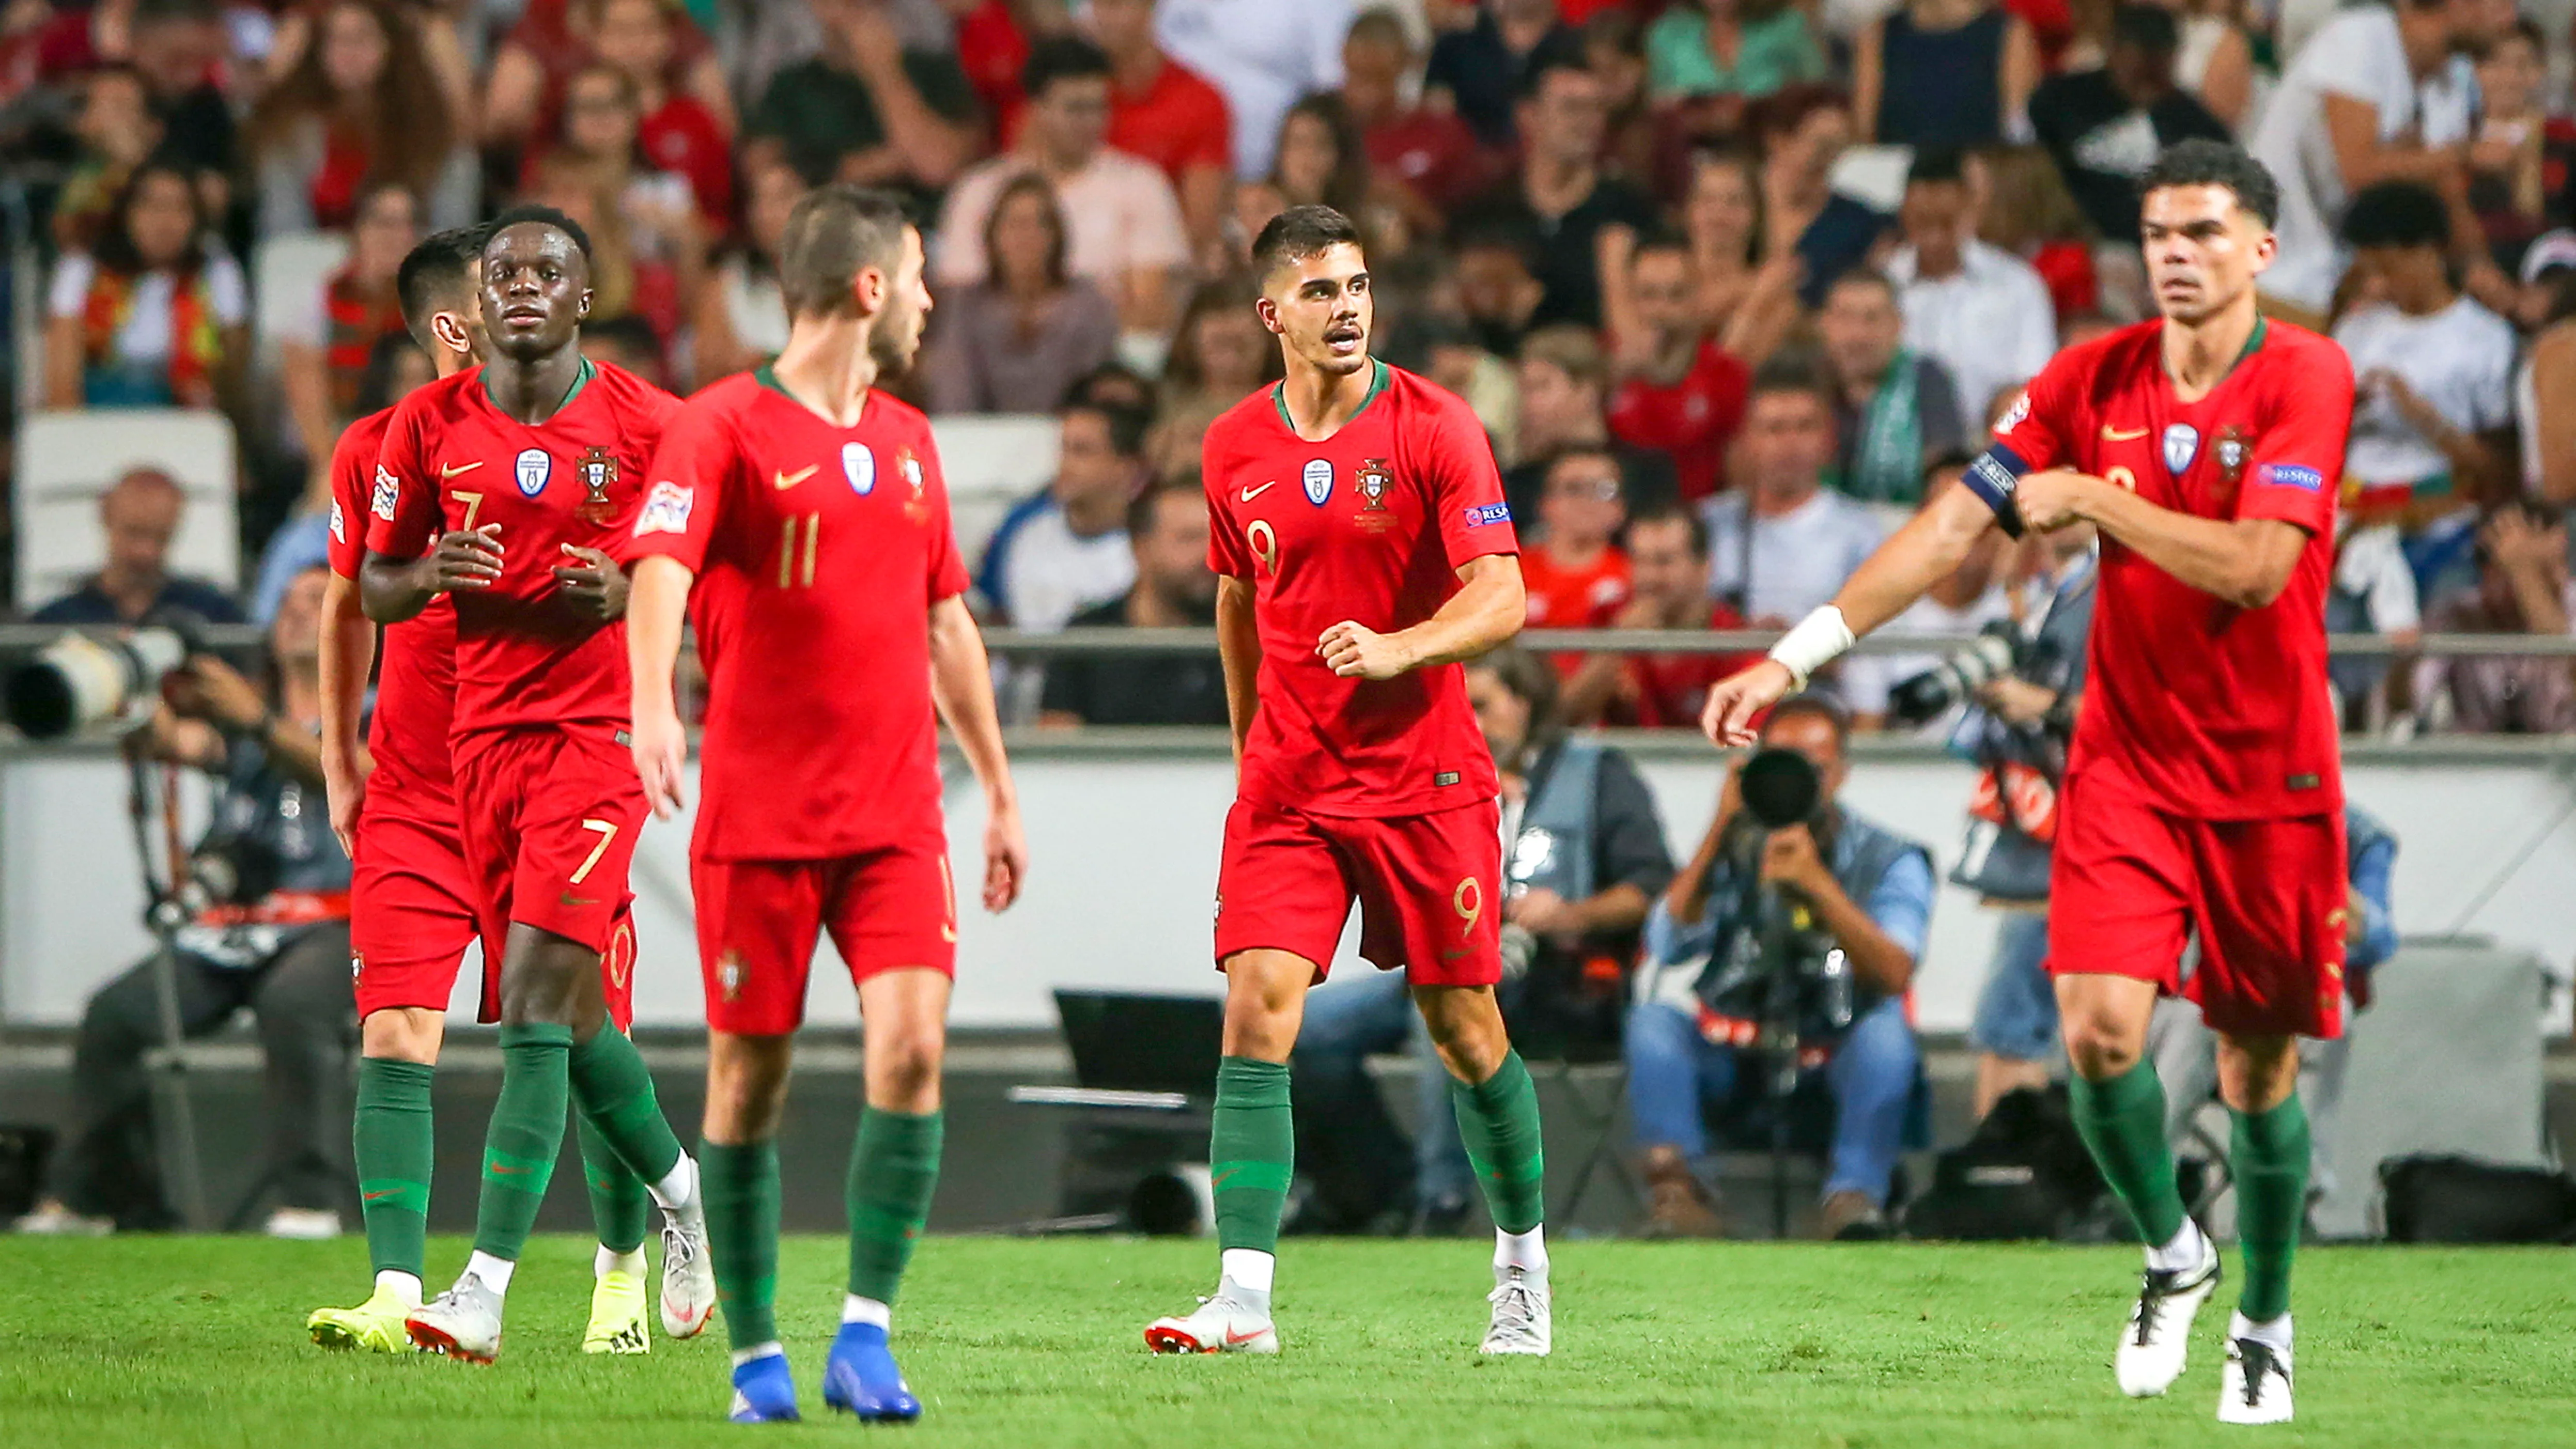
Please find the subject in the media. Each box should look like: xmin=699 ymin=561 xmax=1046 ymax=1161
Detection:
xmin=1202 ymin=361 xmax=1519 ymax=818
xmin=1520 ymin=544 xmax=1631 ymax=629
xmin=1983 ymin=317 xmax=2352 ymax=819
xmin=365 ymin=360 xmax=680 ymax=741
xmin=327 ymin=406 xmax=456 ymax=801
xmin=630 ymin=371 xmax=970 ymax=861
xmin=1605 ymin=338 xmax=1750 ymax=502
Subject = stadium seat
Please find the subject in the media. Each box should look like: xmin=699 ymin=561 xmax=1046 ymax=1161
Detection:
xmin=929 ymin=414 xmax=1059 ymax=567
xmin=14 ymin=409 xmax=241 ymax=614
xmin=249 ymin=231 xmax=350 ymax=380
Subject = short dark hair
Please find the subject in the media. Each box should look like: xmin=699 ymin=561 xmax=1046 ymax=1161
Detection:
xmin=355 ymin=330 xmax=429 ymax=415
xmin=1747 ymin=354 xmax=1837 ymax=412
xmin=778 ymin=183 xmax=913 ymax=319
xmin=1064 ymin=397 xmax=1152 ymax=460
xmin=2108 ymin=3 xmax=2180 ymax=53
xmin=1250 ymin=203 xmax=1364 ymax=285
xmin=1023 ymin=35 xmax=1111 ymax=98
xmin=583 ymin=314 xmax=664 ymax=375
xmin=2136 ymin=138 xmax=2280 ymax=229
xmin=1061 ymin=362 xmax=1151 ymax=412
xmin=1124 ymin=476 xmax=1200 ymax=539
xmin=1764 ymin=692 xmax=1851 ymax=750
xmin=1517 ymin=51 xmax=1592 ymax=104
xmin=1824 ymin=266 xmax=1898 ymax=305
xmin=1627 ymin=506 xmax=1710 ymax=560
xmin=1907 ymin=147 xmax=1968 ymax=189
xmin=1344 ymin=7 xmax=1409 ymax=51
xmin=1543 ymin=442 xmax=1625 ymax=495
xmin=1631 ymin=227 xmax=1693 ymax=262
xmin=2340 ymin=179 xmax=2451 ymax=250
xmin=485 ymin=203 xmax=595 ymax=266
xmin=396 ymin=224 xmax=489 ymax=349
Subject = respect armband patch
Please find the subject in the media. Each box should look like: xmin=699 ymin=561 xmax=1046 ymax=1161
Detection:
xmin=633 ymin=480 xmax=694 ymax=536
xmin=1462 ymin=501 xmax=1512 ymax=528
xmin=1964 ymin=445 xmax=2029 ymax=538
xmin=2259 ymin=463 xmax=2324 ymax=492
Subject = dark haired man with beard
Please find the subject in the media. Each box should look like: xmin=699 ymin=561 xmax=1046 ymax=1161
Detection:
xmin=628 ymin=184 xmax=1027 ymax=1425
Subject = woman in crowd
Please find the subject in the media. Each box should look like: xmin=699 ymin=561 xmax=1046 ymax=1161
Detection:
xmin=1854 ymin=0 xmax=2037 ymax=150
xmin=1148 ymin=273 xmax=1281 ymax=480
xmin=1270 ymin=94 xmax=1401 ymax=252
xmin=1644 ymin=0 xmax=1826 ymax=108
xmin=691 ymin=157 xmax=801 ymax=381
xmin=480 ymin=0 xmax=732 ymax=151
xmin=524 ymin=63 xmax=704 ymax=284
xmin=244 ymin=0 xmax=474 ymax=233
xmin=44 ymin=159 xmax=247 ymax=413
xmin=1678 ymin=149 xmax=1803 ymax=366
xmin=277 ymin=180 xmax=416 ymax=478
xmin=1975 ymin=145 xmax=2097 ymax=320
xmin=923 ymin=173 xmax=1121 ymax=415
xmin=584 ymin=0 xmax=734 ymax=224
xmin=2148 ymin=0 xmax=2259 ymax=135
xmin=2465 ymin=19 xmax=2573 ymax=277
xmin=521 ymin=159 xmax=678 ymax=364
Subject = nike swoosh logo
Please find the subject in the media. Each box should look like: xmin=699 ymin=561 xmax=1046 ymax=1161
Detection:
xmin=489 ymin=1161 xmax=529 ymax=1177
xmin=361 ymin=1188 xmax=404 ymax=1202
xmin=441 ymin=461 xmax=483 ymax=478
xmin=773 ymin=465 xmax=818 ymax=490
xmin=2101 ymin=426 xmax=2150 ymax=441
xmin=1240 ymin=481 xmax=1277 ymax=502
xmin=1225 ymin=1327 xmax=1267 ymax=1345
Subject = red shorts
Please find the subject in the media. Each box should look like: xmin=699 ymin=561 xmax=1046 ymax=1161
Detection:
xmin=452 ymin=728 xmax=648 ymax=960
xmin=349 ymin=789 xmax=636 ymax=1029
xmin=1213 ymin=798 xmax=1503 ymax=987
xmin=2049 ymin=773 xmax=2348 ymax=1040
xmin=692 ymin=838 xmax=958 ymax=1035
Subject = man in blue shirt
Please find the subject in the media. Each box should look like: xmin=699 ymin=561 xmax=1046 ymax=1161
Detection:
xmin=29 ymin=468 xmax=242 ymax=625
xmin=1628 ymin=694 xmax=1935 ymax=1239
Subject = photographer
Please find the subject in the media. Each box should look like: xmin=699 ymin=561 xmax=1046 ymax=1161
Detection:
xmin=14 ymin=567 xmax=354 ymax=1237
xmin=1945 ymin=522 xmax=2098 ymax=1120
xmin=1292 ymin=645 xmax=1672 ymax=1234
xmin=1627 ymin=695 xmax=1933 ymax=1240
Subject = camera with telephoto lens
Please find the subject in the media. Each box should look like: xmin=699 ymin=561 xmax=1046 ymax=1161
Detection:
xmin=3 ymin=609 xmax=209 ymax=741
xmin=1705 ymin=747 xmax=1857 ymax=1034
xmin=1888 ymin=618 xmax=2057 ymax=727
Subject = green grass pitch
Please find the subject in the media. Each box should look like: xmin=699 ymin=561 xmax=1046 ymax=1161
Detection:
xmin=2 ymin=1236 xmax=2569 ymax=1448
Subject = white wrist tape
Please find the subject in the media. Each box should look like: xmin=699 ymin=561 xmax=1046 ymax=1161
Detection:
xmin=1767 ymin=606 xmax=1856 ymax=693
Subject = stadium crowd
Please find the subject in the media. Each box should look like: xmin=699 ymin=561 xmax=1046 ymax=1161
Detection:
xmin=1 ymin=0 xmax=2573 ymax=738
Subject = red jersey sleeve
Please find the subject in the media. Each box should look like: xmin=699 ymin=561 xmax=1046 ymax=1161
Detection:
xmin=1183 ymin=84 xmax=1232 ymax=174
xmin=626 ymin=395 xmax=734 ymax=573
xmin=1202 ymin=426 xmax=1253 ymax=579
xmin=363 ymin=397 xmax=439 ymax=561
xmin=2236 ymin=346 xmax=2353 ymax=537
xmin=915 ymin=426 xmax=970 ymax=603
xmin=1417 ymin=393 xmax=1517 ymax=570
xmin=323 ymin=417 xmax=377 ymax=580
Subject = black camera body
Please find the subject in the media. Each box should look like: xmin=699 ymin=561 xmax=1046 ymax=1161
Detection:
xmin=1889 ymin=619 xmax=2072 ymax=727
xmin=1706 ymin=748 xmax=1857 ymax=1037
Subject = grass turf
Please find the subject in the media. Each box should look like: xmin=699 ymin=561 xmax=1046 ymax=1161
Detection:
xmin=1 ymin=1236 xmax=2569 ymax=1448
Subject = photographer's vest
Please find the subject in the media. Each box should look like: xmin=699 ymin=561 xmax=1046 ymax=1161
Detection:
xmin=1509 ymin=738 xmax=1604 ymax=904
xmin=1692 ymin=808 xmax=1932 ymax=1054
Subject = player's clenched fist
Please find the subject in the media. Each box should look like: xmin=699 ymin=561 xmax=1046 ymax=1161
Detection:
xmin=1317 ymin=620 xmax=1411 ymax=680
xmin=631 ymin=703 xmax=689 ymax=820
xmin=982 ymin=799 xmax=1028 ymax=913
xmin=1700 ymin=659 xmax=1794 ymax=746
xmin=428 ymin=523 xmax=503 ymax=591
xmin=552 ymin=543 xmax=627 ymax=619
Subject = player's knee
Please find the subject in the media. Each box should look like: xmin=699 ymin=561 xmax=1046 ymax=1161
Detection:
xmin=2061 ymin=1014 xmax=2142 ymax=1080
xmin=361 ymin=1007 xmax=443 ymax=1064
xmin=867 ymin=1034 xmax=943 ymax=1106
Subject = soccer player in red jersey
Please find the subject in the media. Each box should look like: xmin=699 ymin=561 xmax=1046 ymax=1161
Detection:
xmin=1141 ymin=206 xmax=1551 ymax=1359
xmin=359 ymin=207 xmax=712 ymax=1364
xmin=628 ymin=184 xmax=1026 ymax=1426
xmin=305 ymin=226 xmax=687 ymax=1358
xmin=1704 ymin=141 xmax=2352 ymax=1424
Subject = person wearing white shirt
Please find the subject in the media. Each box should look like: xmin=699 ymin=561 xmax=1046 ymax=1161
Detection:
xmin=1698 ymin=367 xmax=1887 ymax=715
xmin=1886 ymin=150 xmax=2058 ymax=438
xmin=934 ymin=36 xmax=1191 ymax=345
xmin=1153 ymin=0 xmax=1351 ymax=179
xmin=2246 ymin=0 xmax=2499 ymax=321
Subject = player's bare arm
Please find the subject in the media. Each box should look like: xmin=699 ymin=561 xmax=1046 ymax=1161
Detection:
xmin=316 ymin=569 xmax=377 ymax=855
xmin=927 ymin=594 xmax=1026 ymax=912
xmin=358 ymin=525 xmax=503 ymax=623
xmin=2019 ymin=470 xmax=2307 ymax=609
xmin=627 ymin=553 xmax=695 ymax=819
xmin=1318 ymin=553 xmax=1526 ymax=681
xmin=1700 ymin=480 xmax=1997 ymax=744
xmin=552 ymin=544 xmax=629 ymax=620
xmin=1214 ymin=572 xmax=1262 ymax=765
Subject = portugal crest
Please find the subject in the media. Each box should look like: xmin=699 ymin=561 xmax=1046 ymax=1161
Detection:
xmin=1353 ymin=458 xmax=1397 ymax=532
xmin=575 ymin=446 xmax=620 ymax=523
xmin=2161 ymin=424 xmax=2200 ymax=476
xmin=2215 ymin=426 xmax=2249 ymax=485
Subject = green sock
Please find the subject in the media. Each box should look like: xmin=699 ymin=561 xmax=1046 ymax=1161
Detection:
xmin=566 ymin=1026 xmax=684 ymax=1187
xmin=2068 ymin=1061 xmax=2187 ymax=1248
xmin=576 ymin=1114 xmax=650 ymax=1257
xmin=1209 ymin=1056 xmax=1293 ymax=1254
xmin=1451 ymin=1050 xmax=1547 ymax=1235
xmin=847 ymin=1108 xmax=943 ymax=1305
xmin=353 ymin=1057 xmax=435 ymax=1279
xmin=2231 ymin=1094 xmax=2311 ymax=1322
xmin=700 ymin=1138 xmax=780 ymax=1351
xmin=473 ymin=1024 xmax=573 ymax=1263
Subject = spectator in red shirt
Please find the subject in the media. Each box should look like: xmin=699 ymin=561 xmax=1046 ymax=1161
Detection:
xmin=481 ymin=0 xmax=733 ymax=151
xmin=1507 ymin=323 xmax=1678 ymax=525
xmin=244 ymin=1 xmax=475 ymax=232
xmin=1604 ymin=231 xmax=1752 ymax=503
xmin=1520 ymin=443 xmax=1636 ymax=647
xmin=1564 ymin=507 xmax=1761 ymax=726
xmin=1340 ymin=7 xmax=1506 ymax=240
xmin=1089 ymin=0 xmax=1234 ymax=267
xmin=587 ymin=0 xmax=735 ymax=226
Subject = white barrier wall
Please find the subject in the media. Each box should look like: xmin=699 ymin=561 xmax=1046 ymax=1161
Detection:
xmin=5 ymin=739 xmax=2572 ymax=1031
